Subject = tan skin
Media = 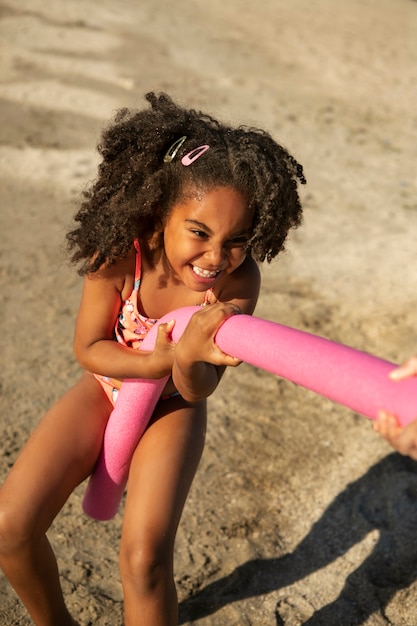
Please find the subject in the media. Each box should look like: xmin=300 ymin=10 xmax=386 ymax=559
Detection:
xmin=374 ymin=356 xmax=417 ymax=460
xmin=0 ymin=186 xmax=261 ymax=626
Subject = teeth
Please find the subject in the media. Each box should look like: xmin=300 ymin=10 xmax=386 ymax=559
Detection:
xmin=193 ymin=265 xmax=218 ymax=278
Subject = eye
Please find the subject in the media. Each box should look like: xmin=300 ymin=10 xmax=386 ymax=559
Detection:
xmin=191 ymin=229 xmax=208 ymax=239
xmin=227 ymin=235 xmax=249 ymax=247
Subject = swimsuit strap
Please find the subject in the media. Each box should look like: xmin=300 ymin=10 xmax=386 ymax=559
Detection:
xmin=202 ymin=287 xmax=214 ymax=306
xmin=134 ymin=239 xmax=213 ymax=306
xmin=133 ymin=239 xmax=142 ymax=291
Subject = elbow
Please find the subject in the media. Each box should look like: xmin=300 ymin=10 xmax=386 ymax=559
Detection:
xmin=174 ymin=378 xmax=217 ymax=403
xmin=172 ymin=364 xmax=220 ymax=403
xmin=73 ymin=341 xmax=92 ymax=371
xmin=74 ymin=351 xmax=89 ymax=371
xmin=180 ymin=389 xmax=208 ymax=403
xmin=171 ymin=377 xmax=207 ymax=404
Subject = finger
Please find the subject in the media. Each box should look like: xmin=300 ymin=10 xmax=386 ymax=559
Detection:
xmin=157 ymin=320 xmax=175 ymax=340
xmin=374 ymin=410 xmax=400 ymax=437
xmin=225 ymin=356 xmax=242 ymax=368
xmin=389 ymin=356 xmax=417 ymax=380
xmin=210 ymin=341 xmax=242 ymax=367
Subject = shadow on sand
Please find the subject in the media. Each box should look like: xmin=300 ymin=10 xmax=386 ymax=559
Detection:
xmin=179 ymin=453 xmax=417 ymax=625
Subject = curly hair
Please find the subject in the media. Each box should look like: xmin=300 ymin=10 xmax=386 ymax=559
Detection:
xmin=67 ymin=92 xmax=306 ymax=275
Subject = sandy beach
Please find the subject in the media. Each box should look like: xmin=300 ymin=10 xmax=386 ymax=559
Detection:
xmin=1 ymin=0 xmax=417 ymax=624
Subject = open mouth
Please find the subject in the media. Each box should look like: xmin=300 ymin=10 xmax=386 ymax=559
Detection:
xmin=192 ymin=265 xmax=219 ymax=279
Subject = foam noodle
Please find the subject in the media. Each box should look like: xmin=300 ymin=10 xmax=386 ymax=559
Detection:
xmin=82 ymin=307 xmax=199 ymax=520
xmin=83 ymin=306 xmax=417 ymax=520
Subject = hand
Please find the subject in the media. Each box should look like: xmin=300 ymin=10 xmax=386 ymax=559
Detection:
xmin=172 ymin=302 xmax=241 ymax=402
xmin=175 ymin=302 xmax=241 ymax=368
xmin=374 ymin=411 xmax=417 ymax=460
xmin=374 ymin=355 xmax=417 ymax=459
xmin=145 ymin=320 xmax=176 ymax=378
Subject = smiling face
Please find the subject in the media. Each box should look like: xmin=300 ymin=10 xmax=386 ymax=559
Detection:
xmin=162 ymin=186 xmax=253 ymax=293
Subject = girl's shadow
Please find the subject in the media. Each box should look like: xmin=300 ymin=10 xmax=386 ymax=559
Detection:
xmin=179 ymin=453 xmax=417 ymax=625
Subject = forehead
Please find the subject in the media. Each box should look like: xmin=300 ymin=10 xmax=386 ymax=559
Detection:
xmin=173 ymin=186 xmax=252 ymax=228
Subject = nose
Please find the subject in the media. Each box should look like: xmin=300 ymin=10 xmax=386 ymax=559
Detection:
xmin=203 ymin=244 xmax=225 ymax=267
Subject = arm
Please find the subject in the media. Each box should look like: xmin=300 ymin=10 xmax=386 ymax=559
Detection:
xmin=374 ymin=356 xmax=417 ymax=459
xmin=172 ymin=257 xmax=260 ymax=402
xmin=74 ymin=258 xmax=174 ymax=380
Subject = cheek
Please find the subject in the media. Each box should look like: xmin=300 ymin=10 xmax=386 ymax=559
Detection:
xmin=168 ymin=237 xmax=198 ymax=263
xmin=230 ymin=249 xmax=247 ymax=268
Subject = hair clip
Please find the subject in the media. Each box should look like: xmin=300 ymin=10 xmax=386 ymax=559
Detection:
xmin=163 ymin=136 xmax=187 ymax=163
xmin=181 ymin=145 xmax=210 ymax=166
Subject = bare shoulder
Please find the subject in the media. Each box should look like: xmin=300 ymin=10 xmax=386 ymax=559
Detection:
xmin=215 ymin=256 xmax=261 ymax=315
xmin=87 ymin=247 xmax=136 ymax=298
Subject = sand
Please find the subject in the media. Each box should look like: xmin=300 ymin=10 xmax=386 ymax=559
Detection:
xmin=1 ymin=0 xmax=417 ymax=624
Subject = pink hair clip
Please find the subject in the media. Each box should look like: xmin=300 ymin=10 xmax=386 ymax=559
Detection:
xmin=181 ymin=145 xmax=210 ymax=166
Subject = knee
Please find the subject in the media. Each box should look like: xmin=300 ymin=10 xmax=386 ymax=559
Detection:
xmin=0 ymin=497 xmax=33 ymax=557
xmin=120 ymin=539 xmax=173 ymax=593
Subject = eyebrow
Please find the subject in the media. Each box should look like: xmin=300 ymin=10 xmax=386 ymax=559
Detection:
xmin=185 ymin=219 xmax=251 ymax=238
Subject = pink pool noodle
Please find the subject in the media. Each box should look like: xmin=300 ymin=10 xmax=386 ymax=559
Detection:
xmin=82 ymin=308 xmax=197 ymax=520
xmin=83 ymin=306 xmax=417 ymax=520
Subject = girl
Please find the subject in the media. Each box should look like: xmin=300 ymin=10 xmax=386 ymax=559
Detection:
xmin=0 ymin=92 xmax=305 ymax=626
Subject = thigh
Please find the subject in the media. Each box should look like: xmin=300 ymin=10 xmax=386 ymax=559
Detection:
xmin=0 ymin=372 xmax=112 ymax=534
xmin=121 ymin=397 xmax=207 ymax=550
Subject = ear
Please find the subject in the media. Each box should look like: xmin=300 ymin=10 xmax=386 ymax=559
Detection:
xmin=147 ymin=225 xmax=164 ymax=251
xmin=153 ymin=211 xmax=167 ymax=234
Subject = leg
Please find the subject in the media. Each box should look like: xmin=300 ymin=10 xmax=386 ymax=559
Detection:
xmin=0 ymin=373 xmax=112 ymax=626
xmin=120 ymin=396 xmax=207 ymax=626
